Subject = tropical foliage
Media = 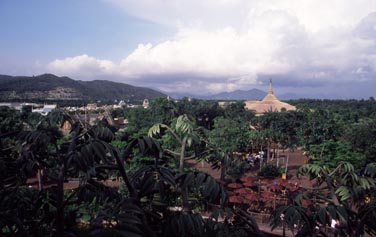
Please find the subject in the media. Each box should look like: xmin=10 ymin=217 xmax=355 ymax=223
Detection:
xmin=1 ymin=97 xmax=376 ymax=236
xmin=0 ymin=108 xmax=261 ymax=236
xmin=270 ymin=161 xmax=376 ymax=237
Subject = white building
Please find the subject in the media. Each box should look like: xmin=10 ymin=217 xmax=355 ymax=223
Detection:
xmin=32 ymin=104 xmax=57 ymax=116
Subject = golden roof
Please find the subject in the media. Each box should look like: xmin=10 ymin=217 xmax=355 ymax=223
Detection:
xmin=244 ymin=80 xmax=296 ymax=114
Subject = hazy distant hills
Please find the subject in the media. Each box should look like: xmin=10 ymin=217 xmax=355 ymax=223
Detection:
xmin=0 ymin=73 xmax=305 ymax=102
xmin=168 ymin=89 xmax=266 ymax=100
xmin=168 ymin=89 xmax=315 ymax=100
xmin=205 ymin=89 xmax=266 ymax=100
xmin=0 ymin=74 xmax=165 ymax=102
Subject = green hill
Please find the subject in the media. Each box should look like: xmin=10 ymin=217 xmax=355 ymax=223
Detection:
xmin=0 ymin=74 xmax=165 ymax=102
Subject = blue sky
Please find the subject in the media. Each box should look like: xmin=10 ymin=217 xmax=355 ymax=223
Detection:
xmin=0 ymin=0 xmax=171 ymax=64
xmin=1 ymin=0 xmax=376 ymax=98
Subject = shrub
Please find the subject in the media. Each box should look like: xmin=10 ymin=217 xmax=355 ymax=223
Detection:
xmin=258 ymin=164 xmax=281 ymax=177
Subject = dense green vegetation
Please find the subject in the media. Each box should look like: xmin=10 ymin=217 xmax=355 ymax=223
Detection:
xmin=1 ymin=97 xmax=376 ymax=236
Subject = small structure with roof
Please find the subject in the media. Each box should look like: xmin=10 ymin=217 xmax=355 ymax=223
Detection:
xmin=32 ymin=104 xmax=57 ymax=116
xmin=142 ymin=99 xmax=149 ymax=109
xmin=244 ymin=80 xmax=296 ymax=115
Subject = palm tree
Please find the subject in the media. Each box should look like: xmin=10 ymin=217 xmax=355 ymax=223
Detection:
xmin=148 ymin=114 xmax=199 ymax=170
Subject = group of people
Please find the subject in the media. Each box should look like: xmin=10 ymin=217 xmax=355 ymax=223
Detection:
xmin=245 ymin=151 xmax=266 ymax=167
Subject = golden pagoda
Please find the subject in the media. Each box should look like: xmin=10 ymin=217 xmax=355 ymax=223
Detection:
xmin=244 ymin=80 xmax=296 ymax=115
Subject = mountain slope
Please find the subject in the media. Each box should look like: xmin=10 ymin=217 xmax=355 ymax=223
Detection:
xmin=0 ymin=74 xmax=165 ymax=101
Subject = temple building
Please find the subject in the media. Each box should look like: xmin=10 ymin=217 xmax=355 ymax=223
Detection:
xmin=244 ymin=80 xmax=296 ymax=115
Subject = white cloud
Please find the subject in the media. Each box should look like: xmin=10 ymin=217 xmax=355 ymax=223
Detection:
xmin=105 ymin=0 xmax=376 ymax=31
xmin=46 ymin=1 xmax=376 ymax=96
xmin=47 ymin=54 xmax=115 ymax=79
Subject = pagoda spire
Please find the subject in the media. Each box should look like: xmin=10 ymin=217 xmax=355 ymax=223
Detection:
xmin=268 ymin=79 xmax=273 ymax=95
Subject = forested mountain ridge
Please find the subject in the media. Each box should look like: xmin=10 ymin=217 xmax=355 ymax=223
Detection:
xmin=0 ymin=74 xmax=165 ymax=102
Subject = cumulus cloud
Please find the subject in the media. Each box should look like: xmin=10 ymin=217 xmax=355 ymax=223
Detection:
xmin=47 ymin=54 xmax=115 ymax=79
xmin=47 ymin=1 xmax=376 ymax=97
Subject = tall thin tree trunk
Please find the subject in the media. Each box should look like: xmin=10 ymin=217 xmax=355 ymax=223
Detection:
xmin=37 ymin=169 xmax=43 ymax=191
xmin=220 ymin=157 xmax=226 ymax=181
xmin=56 ymin=165 xmax=65 ymax=236
xmin=181 ymin=187 xmax=190 ymax=211
xmin=179 ymin=137 xmax=187 ymax=170
xmin=56 ymin=125 xmax=79 ymax=236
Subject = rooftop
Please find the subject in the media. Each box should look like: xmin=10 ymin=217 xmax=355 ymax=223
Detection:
xmin=244 ymin=80 xmax=296 ymax=115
